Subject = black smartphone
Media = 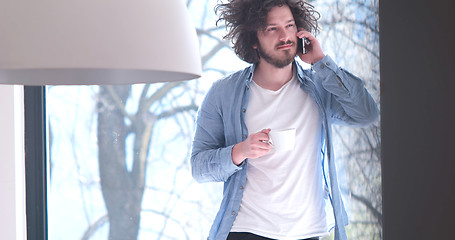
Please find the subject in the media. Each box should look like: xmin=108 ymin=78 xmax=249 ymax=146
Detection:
xmin=297 ymin=37 xmax=311 ymax=54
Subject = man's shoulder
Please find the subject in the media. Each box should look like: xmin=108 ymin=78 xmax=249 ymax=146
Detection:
xmin=201 ymin=66 xmax=252 ymax=109
xmin=212 ymin=66 xmax=252 ymax=89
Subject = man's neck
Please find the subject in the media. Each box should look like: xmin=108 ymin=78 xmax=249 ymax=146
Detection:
xmin=252 ymin=61 xmax=294 ymax=91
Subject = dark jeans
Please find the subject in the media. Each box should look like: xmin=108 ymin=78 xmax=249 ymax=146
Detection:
xmin=227 ymin=232 xmax=319 ymax=240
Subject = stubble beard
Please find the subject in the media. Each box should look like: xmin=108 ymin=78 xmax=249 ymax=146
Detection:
xmin=257 ymin=41 xmax=296 ymax=69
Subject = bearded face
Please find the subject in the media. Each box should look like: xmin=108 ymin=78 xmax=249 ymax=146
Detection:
xmin=254 ymin=5 xmax=298 ymax=68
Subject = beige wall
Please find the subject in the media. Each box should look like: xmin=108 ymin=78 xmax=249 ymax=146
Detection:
xmin=0 ymin=85 xmax=26 ymax=240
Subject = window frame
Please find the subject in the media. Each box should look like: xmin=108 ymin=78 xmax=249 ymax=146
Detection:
xmin=24 ymin=86 xmax=48 ymax=240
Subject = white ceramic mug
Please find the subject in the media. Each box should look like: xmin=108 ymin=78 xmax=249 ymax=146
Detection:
xmin=268 ymin=128 xmax=296 ymax=152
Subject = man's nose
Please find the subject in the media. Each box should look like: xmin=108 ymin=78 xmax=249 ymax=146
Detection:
xmin=278 ymin=28 xmax=290 ymax=42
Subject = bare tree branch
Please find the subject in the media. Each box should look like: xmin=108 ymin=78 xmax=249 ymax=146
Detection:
xmin=137 ymin=84 xmax=151 ymax=113
xmin=80 ymin=214 xmax=109 ymax=240
xmin=141 ymin=209 xmax=191 ymax=240
xmin=144 ymin=82 xmax=185 ymax=111
xmin=157 ymin=104 xmax=199 ymax=120
xmin=341 ymin=187 xmax=382 ymax=226
xmin=106 ymin=85 xmax=135 ymax=122
xmin=202 ymin=41 xmax=227 ymax=65
xmin=196 ymin=28 xmax=231 ymax=45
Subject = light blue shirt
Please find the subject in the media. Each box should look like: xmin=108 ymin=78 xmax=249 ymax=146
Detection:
xmin=191 ymin=55 xmax=379 ymax=240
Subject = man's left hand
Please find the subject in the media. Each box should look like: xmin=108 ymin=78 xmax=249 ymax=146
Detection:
xmin=296 ymin=29 xmax=325 ymax=65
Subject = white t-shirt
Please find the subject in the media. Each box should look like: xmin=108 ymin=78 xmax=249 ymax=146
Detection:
xmin=231 ymin=72 xmax=329 ymax=239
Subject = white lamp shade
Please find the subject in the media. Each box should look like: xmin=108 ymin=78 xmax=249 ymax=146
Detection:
xmin=0 ymin=0 xmax=202 ymax=85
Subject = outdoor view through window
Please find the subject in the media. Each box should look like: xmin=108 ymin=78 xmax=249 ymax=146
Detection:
xmin=46 ymin=0 xmax=381 ymax=239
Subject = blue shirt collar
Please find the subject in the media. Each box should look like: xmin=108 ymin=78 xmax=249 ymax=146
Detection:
xmin=245 ymin=60 xmax=310 ymax=86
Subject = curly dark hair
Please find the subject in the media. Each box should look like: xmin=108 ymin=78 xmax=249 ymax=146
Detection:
xmin=215 ymin=0 xmax=320 ymax=64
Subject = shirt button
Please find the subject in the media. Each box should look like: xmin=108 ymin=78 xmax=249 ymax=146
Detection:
xmin=240 ymin=186 xmax=244 ymax=190
xmin=326 ymin=62 xmax=331 ymax=66
xmin=320 ymin=64 xmax=324 ymax=69
xmin=242 ymin=108 xmax=246 ymax=113
xmin=232 ymin=211 xmax=236 ymax=216
xmin=242 ymin=134 xmax=247 ymax=139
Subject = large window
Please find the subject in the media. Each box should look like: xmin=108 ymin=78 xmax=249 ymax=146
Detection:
xmin=29 ymin=0 xmax=381 ymax=239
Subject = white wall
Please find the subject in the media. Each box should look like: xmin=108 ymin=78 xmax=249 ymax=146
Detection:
xmin=0 ymin=85 xmax=26 ymax=240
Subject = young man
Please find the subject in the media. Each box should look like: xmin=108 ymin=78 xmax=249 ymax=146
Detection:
xmin=190 ymin=0 xmax=379 ymax=239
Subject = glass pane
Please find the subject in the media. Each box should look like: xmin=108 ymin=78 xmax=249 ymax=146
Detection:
xmin=47 ymin=83 xmax=223 ymax=239
xmin=47 ymin=0 xmax=381 ymax=239
xmin=316 ymin=0 xmax=382 ymax=238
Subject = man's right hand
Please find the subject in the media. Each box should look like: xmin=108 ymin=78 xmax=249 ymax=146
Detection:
xmin=231 ymin=129 xmax=272 ymax=165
